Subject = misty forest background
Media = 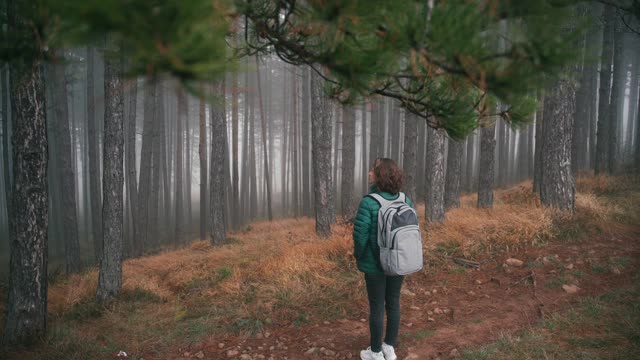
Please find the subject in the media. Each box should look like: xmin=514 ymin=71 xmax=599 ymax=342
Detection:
xmin=0 ymin=3 xmax=639 ymax=279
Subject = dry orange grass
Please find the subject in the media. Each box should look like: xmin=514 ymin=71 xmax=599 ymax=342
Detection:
xmin=418 ymin=182 xmax=553 ymax=257
xmin=39 ymin=175 xmax=638 ymax=350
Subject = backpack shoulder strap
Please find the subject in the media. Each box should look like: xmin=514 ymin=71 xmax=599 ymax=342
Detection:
xmin=367 ymin=193 xmax=391 ymax=208
xmin=398 ymin=192 xmax=406 ymax=204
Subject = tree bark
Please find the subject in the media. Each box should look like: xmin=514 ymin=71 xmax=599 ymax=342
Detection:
xmin=199 ymin=88 xmax=207 ymax=239
xmin=231 ymin=71 xmax=239 ymax=229
xmin=136 ymin=77 xmax=156 ymax=256
xmin=607 ymin=15 xmax=624 ymax=174
xmin=149 ymin=81 xmax=162 ymax=247
xmin=444 ymin=138 xmax=463 ymax=210
xmin=125 ymin=78 xmax=138 ymax=258
xmin=210 ymin=80 xmax=227 ymax=245
xmin=464 ymin=133 xmax=474 ymax=192
xmin=533 ymin=92 xmax=544 ymax=193
xmin=291 ymin=69 xmax=299 ymax=217
xmin=402 ymin=112 xmax=418 ymax=202
xmin=249 ymin=80 xmax=258 ymax=219
xmin=477 ymin=122 xmax=496 ymax=208
xmin=1 ymin=64 xmax=9 ymax=209
xmin=2 ymin=40 xmax=48 ymax=346
xmin=176 ymin=87 xmax=185 ymax=245
xmin=87 ymin=47 xmax=104 ymax=262
xmin=255 ymin=57 xmax=273 ymax=220
xmin=96 ymin=42 xmax=124 ymax=303
xmin=52 ymin=54 xmax=81 ymax=273
xmin=341 ymin=105 xmax=356 ymax=222
xmin=540 ymin=76 xmax=576 ymax=212
xmin=425 ymin=126 xmax=445 ymax=223
xmin=301 ymin=66 xmax=311 ymax=216
xmin=310 ymin=70 xmax=334 ymax=237
xmin=595 ymin=5 xmax=614 ymax=175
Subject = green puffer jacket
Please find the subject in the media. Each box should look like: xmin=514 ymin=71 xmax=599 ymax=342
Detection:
xmin=352 ymin=188 xmax=414 ymax=274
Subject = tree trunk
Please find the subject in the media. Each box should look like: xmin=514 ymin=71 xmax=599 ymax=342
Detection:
xmin=149 ymin=82 xmax=162 ymax=247
xmin=403 ymin=112 xmax=418 ymax=202
xmin=341 ymin=106 xmax=356 ymax=221
xmin=595 ymin=5 xmax=614 ymax=175
xmin=1 ymin=64 xmax=9 ymax=208
xmin=136 ymin=77 xmax=156 ymax=256
xmin=125 ymin=78 xmax=138 ymax=257
xmin=444 ymin=138 xmax=463 ymax=210
xmin=231 ymin=71 xmax=239 ymax=229
xmin=282 ymin=69 xmax=290 ymax=215
xmin=362 ymin=104 xmax=369 ymax=194
xmin=175 ymin=87 xmax=185 ymax=245
xmin=573 ymin=5 xmax=597 ymax=174
xmin=2 ymin=42 xmax=48 ymax=346
xmin=87 ymin=47 xmax=103 ymax=262
xmin=96 ymin=43 xmax=124 ymax=303
xmin=255 ymin=57 xmax=273 ymax=220
xmin=185 ymin=94 xmax=192 ymax=235
xmin=635 ymin=87 xmax=640 ymax=168
xmin=425 ymin=126 xmax=445 ymax=223
xmin=301 ymin=67 xmax=311 ymax=216
xmin=607 ymin=16 xmax=624 ymax=174
xmin=249 ymin=81 xmax=258 ymax=219
xmin=52 ymin=54 xmax=81 ymax=273
xmin=291 ymin=69 xmax=299 ymax=217
xmin=464 ymin=133 xmax=474 ymax=192
xmin=540 ymin=77 xmax=576 ymax=212
xmin=210 ymin=80 xmax=227 ymax=245
xmin=533 ymin=92 xmax=544 ymax=193
xmin=477 ymin=122 xmax=496 ymax=208
xmin=199 ymin=88 xmax=207 ymax=239
xmin=310 ymin=70 xmax=334 ymax=237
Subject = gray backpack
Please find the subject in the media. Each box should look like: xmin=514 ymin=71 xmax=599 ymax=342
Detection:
xmin=368 ymin=193 xmax=423 ymax=276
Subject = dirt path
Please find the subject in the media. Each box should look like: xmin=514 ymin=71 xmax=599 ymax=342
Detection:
xmin=166 ymin=225 xmax=640 ymax=360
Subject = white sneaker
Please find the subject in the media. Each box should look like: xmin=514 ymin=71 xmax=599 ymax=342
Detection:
xmin=382 ymin=342 xmax=397 ymax=360
xmin=360 ymin=347 xmax=385 ymax=360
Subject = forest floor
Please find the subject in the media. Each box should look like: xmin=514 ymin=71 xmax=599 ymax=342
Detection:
xmin=1 ymin=176 xmax=640 ymax=360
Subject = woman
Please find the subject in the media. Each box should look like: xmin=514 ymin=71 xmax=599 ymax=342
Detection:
xmin=353 ymin=158 xmax=413 ymax=360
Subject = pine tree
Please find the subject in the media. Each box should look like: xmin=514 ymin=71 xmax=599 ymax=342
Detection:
xmin=403 ymin=112 xmax=418 ymax=203
xmin=477 ymin=122 xmax=496 ymax=208
xmin=51 ymin=54 xmax=81 ymax=274
xmin=595 ymin=5 xmax=615 ymax=175
xmin=310 ymin=70 xmax=334 ymax=237
xmin=425 ymin=127 xmax=445 ymax=223
xmin=210 ymin=80 xmax=226 ymax=245
xmin=444 ymin=139 xmax=463 ymax=210
xmin=341 ymin=105 xmax=356 ymax=222
xmin=2 ymin=1 xmax=48 ymax=342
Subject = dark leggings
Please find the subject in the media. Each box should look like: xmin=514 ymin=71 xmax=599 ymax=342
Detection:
xmin=364 ymin=273 xmax=404 ymax=352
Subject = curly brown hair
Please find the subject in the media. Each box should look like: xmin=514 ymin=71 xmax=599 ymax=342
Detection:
xmin=373 ymin=158 xmax=404 ymax=194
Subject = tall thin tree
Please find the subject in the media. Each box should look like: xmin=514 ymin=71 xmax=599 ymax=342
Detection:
xmin=255 ymin=57 xmax=273 ymax=220
xmin=310 ymin=70 xmax=334 ymax=237
xmin=595 ymin=5 xmax=615 ymax=175
xmin=96 ymin=40 xmax=125 ymax=303
xmin=210 ymin=80 xmax=227 ymax=245
xmin=478 ymin=119 xmax=496 ymax=208
xmin=341 ymin=105 xmax=356 ymax=221
xmin=52 ymin=53 xmax=81 ymax=273
xmin=444 ymin=138 xmax=463 ymax=210
xmin=402 ymin=112 xmax=418 ymax=202
xmin=199 ymin=86 xmax=207 ymax=240
xmin=2 ymin=2 xmax=48 ymax=343
xmin=425 ymin=126 xmax=445 ymax=222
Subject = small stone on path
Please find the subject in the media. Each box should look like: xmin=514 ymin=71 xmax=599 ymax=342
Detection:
xmin=195 ymin=351 xmax=204 ymax=359
xmin=506 ymin=258 xmax=524 ymax=267
xmin=562 ymin=284 xmax=580 ymax=294
xmin=227 ymin=350 xmax=239 ymax=358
